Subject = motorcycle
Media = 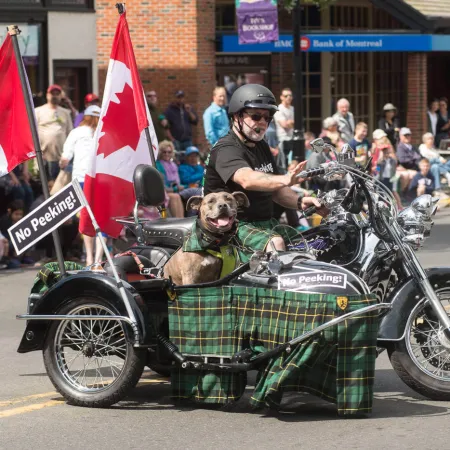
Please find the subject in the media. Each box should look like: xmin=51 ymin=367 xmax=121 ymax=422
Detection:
xmin=15 ymin=140 xmax=450 ymax=408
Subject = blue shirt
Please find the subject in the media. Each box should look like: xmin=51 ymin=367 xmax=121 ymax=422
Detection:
xmin=203 ymin=102 xmax=229 ymax=147
xmin=179 ymin=163 xmax=204 ymax=186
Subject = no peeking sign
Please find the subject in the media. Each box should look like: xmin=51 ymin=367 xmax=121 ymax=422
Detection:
xmin=8 ymin=182 xmax=84 ymax=255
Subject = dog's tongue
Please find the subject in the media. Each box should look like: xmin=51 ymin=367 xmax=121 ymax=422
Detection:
xmin=211 ymin=217 xmax=231 ymax=227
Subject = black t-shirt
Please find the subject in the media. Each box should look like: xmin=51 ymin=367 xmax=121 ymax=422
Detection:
xmin=203 ymin=131 xmax=279 ymax=221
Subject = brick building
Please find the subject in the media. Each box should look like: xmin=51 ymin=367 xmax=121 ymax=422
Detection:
xmin=2 ymin=0 xmax=450 ymax=146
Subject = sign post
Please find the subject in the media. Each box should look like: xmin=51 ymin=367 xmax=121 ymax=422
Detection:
xmin=7 ymin=25 xmax=67 ymax=276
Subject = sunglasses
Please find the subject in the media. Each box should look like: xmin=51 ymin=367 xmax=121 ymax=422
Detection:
xmin=245 ymin=111 xmax=272 ymax=123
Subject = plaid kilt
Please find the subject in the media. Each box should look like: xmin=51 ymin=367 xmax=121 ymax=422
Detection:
xmin=31 ymin=261 xmax=85 ymax=293
xmin=168 ymin=286 xmax=379 ymax=416
xmin=235 ymin=218 xmax=300 ymax=263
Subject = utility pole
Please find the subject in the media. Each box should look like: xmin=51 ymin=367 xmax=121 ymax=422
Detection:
xmin=291 ymin=1 xmax=305 ymax=161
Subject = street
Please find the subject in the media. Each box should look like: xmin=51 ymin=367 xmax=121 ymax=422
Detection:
xmin=1 ymin=213 xmax=450 ymax=449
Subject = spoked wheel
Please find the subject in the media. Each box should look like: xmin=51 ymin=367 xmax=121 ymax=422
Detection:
xmin=389 ymin=288 xmax=450 ymax=400
xmin=43 ymin=298 xmax=146 ymax=408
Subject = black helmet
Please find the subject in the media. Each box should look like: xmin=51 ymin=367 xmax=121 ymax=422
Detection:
xmin=228 ymin=84 xmax=278 ymax=116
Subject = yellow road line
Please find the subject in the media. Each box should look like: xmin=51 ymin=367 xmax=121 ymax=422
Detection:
xmin=0 ymin=391 xmax=56 ymax=408
xmin=0 ymin=400 xmax=64 ymax=419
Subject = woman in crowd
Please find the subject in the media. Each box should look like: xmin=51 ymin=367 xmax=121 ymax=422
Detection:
xmin=155 ymin=140 xmax=185 ymax=218
xmin=378 ymin=103 xmax=400 ymax=147
xmin=419 ymin=132 xmax=450 ymax=191
xmin=59 ymin=105 xmax=104 ymax=266
xmin=436 ymin=97 xmax=450 ymax=147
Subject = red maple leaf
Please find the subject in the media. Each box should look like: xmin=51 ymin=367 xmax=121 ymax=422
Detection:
xmin=97 ymin=83 xmax=141 ymax=158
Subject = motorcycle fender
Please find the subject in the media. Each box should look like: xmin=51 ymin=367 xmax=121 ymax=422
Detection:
xmin=17 ymin=272 xmax=148 ymax=353
xmin=378 ymin=266 xmax=450 ymax=342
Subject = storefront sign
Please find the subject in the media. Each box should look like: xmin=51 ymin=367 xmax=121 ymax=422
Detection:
xmin=236 ymin=0 xmax=279 ymax=45
xmin=221 ymin=33 xmax=450 ymax=53
xmin=0 ymin=24 xmax=39 ymax=58
xmin=8 ymin=182 xmax=83 ymax=255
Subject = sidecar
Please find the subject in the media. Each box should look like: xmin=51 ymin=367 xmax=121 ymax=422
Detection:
xmin=16 ymin=165 xmax=390 ymax=416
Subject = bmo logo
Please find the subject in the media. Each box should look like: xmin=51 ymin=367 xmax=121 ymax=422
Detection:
xmin=301 ymin=36 xmax=311 ymax=51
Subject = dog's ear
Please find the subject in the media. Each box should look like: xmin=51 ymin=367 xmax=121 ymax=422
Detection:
xmin=232 ymin=191 xmax=250 ymax=208
xmin=186 ymin=196 xmax=203 ymax=211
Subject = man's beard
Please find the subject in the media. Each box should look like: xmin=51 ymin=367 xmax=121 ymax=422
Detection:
xmin=242 ymin=121 xmax=265 ymax=142
xmin=50 ymin=97 xmax=61 ymax=105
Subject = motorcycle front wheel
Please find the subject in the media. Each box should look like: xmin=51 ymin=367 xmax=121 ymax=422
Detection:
xmin=43 ymin=297 xmax=146 ymax=408
xmin=389 ymin=288 xmax=450 ymax=400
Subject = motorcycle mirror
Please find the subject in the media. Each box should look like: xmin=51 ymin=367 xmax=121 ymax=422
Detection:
xmin=310 ymin=138 xmax=325 ymax=153
xmin=411 ymin=195 xmax=438 ymax=218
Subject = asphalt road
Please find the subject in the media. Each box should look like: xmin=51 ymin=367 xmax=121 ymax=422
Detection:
xmin=1 ymin=212 xmax=450 ymax=449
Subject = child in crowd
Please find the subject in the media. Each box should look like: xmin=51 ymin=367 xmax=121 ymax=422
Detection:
xmin=419 ymin=132 xmax=450 ymax=191
xmin=409 ymin=158 xmax=435 ymax=200
xmin=377 ymin=144 xmax=403 ymax=210
xmin=349 ymin=122 xmax=370 ymax=167
xmin=0 ymin=200 xmax=33 ymax=269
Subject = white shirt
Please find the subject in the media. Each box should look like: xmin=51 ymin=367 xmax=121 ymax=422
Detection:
xmin=274 ymin=103 xmax=294 ymax=141
xmin=419 ymin=143 xmax=441 ymax=161
xmin=61 ymin=125 xmax=96 ymax=183
xmin=428 ymin=111 xmax=438 ymax=136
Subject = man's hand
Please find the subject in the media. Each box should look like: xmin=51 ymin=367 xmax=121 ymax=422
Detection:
xmin=285 ymin=160 xmax=307 ymax=185
xmin=300 ymin=196 xmax=329 ymax=217
xmin=185 ymin=104 xmax=192 ymax=112
xmin=59 ymin=158 xmax=69 ymax=169
xmin=9 ymin=173 xmax=20 ymax=187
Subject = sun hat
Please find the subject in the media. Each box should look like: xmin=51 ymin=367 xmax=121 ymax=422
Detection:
xmin=84 ymin=105 xmax=101 ymax=117
xmin=372 ymin=129 xmax=387 ymax=140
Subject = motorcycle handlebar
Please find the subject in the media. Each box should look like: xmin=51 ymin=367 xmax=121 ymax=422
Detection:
xmin=296 ymin=165 xmax=326 ymax=179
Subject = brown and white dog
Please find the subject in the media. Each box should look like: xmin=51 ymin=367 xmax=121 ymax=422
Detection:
xmin=163 ymin=191 xmax=249 ymax=285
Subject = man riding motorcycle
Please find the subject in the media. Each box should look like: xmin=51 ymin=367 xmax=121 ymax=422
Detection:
xmin=203 ymin=84 xmax=327 ymax=260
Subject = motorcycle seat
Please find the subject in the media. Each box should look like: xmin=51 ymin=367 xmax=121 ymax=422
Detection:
xmin=143 ymin=217 xmax=196 ymax=248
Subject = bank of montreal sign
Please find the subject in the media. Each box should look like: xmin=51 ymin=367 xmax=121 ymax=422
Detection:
xmin=221 ymin=34 xmax=450 ymax=53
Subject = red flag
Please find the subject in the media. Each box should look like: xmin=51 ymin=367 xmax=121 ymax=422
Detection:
xmin=79 ymin=12 xmax=158 ymax=238
xmin=0 ymin=34 xmax=36 ymax=176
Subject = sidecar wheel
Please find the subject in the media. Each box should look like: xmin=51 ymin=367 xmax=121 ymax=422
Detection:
xmin=389 ymin=289 xmax=450 ymax=400
xmin=43 ymin=298 xmax=146 ymax=408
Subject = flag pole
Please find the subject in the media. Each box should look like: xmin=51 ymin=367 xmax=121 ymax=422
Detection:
xmin=7 ymin=25 xmax=67 ymax=277
xmin=115 ymin=3 xmax=157 ymax=168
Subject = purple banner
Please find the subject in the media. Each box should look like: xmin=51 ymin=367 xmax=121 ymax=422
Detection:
xmin=236 ymin=0 xmax=279 ymax=45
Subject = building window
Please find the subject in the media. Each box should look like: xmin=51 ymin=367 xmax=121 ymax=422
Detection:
xmin=330 ymin=5 xmax=369 ymax=29
xmin=216 ymin=3 xmax=236 ymax=31
xmin=0 ymin=0 xmax=42 ymax=4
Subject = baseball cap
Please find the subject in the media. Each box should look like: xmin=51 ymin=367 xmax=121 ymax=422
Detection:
xmin=372 ymin=129 xmax=387 ymax=140
xmin=84 ymin=93 xmax=99 ymax=103
xmin=47 ymin=84 xmax=62 ymax=94
xmin=383 ymin=103 xmax=396 ymax=111
xmin=185 ymin=146 xmax=199 ymax=156
xmin=84 ymin=105 xmax=101 ymax=117
xmin=175 ymin=90 xmax=185 ymax=98
xmin=400 ymin=127 xmax=412 ymax=136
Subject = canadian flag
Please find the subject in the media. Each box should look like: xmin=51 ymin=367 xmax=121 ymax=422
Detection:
xmin=0 ymin=34 xmax=36 ymax=177
xmin=79 ymin=11 xmax=158 ymax=238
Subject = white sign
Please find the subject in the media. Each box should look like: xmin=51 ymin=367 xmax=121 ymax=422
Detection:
xmin=0 ymin=24 xmax=39 ymax=57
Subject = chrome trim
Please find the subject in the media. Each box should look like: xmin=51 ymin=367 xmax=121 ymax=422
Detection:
xmin=16 ymin=314 xmax=141 ymax=346
xmin=287 ymin=303 xmax=391 ymax=347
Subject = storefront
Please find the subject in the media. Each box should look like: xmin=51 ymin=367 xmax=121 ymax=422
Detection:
xmin=0 ymin=0 xmax=97 ymax=111
xmin=215 ymin=0 xmax=450 ymax=140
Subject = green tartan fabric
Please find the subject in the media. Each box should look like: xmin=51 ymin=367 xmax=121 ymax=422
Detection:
xmin=31 ymin=261 xmax=85 ymax=293
xmin=234 ymin=218 xmax=300 ymax=263
xmin=168 ymin=286 xmax=379 ymax=415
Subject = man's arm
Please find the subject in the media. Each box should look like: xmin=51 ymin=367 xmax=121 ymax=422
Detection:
xmin=231 ymin=164 xmax=305 ymax=192
xmin=272 ymin=186 xmax=301 ymax=209
xmin=203 ymin=108 xmax=217 ymax=146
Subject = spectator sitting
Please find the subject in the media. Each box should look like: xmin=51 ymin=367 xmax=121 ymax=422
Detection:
xmin=378 ymin=103 xmax=400 ymax=147
xmin=320 ymin=117 xmax=344 ymax=151
xmin=4 ymin=163 xmax=34 ymax=212
xmin=396 ymin=127 xmax=421 ymax=193
xmin=348 ymin=122 xmax=370 ymax=167
xmin=0 ymin=200 xmax=33 ymax=268
xmin=409 ymin=158 xmax=435 ymax=200
xmin=304 ymin=131 xmax=316 ymax=160
xmin=179 ymin=146 xmax=204 ymax=188
xmin=203 ymin=86 xmax=229 ymax=148
xmin=419 ymin=132 xmax=450 ymax=192
xmin=74 ymin=93 xmax=100 ymax=128
xmin=0 ymin=231 xmax=8 ymax=270
xmin=155 ymin=140 xmax=185 ymax=218
xmin=164 ymin=90 xmax=198 ymax=151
